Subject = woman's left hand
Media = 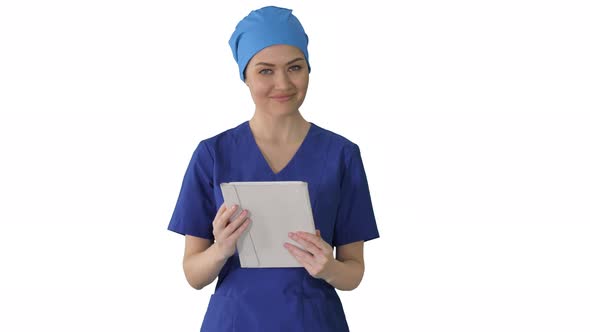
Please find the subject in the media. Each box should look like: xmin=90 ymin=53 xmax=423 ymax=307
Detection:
xmin=284 ymin=230 xmax=336 ymax=281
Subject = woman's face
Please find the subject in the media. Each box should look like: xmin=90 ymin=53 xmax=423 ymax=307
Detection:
xmin=244 ymin=44 xmax=309 ymax=116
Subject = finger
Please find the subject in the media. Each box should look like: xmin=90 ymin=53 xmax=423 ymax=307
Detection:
xmin=223 ymin=209 xmax=249 ymax=237
xmin=218 ymin=204 xmax=239 ymax=229
xmin=226 ymin=217 xmax=251 ymax=243
xmin=216 ymin=203 xmax=228 ymax=218
xmin=294 ymin=232 xmax=329 ymax=252
xmin=297 ymin=231 xmax=332 ymax=255
xmin=212 ymin=204 xmax=228 ymax=228
xmin=288 ymin=233 xmax=323 ymax=257
xmin=284 ymin=242 xmax=316 ymax=266
xmin=316 ymin=229 xmax=321 ymax=237
xmin=286 ymin=247 xmax=315 ymax=273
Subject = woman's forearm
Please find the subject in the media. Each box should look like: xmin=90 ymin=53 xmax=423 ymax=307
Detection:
xmin=323 ymin=259 xmax=365 ymax=291
xmin=183 ymin=243 xmax=228 ymax=290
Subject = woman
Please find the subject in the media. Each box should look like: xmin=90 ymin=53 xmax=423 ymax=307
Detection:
xmin=168 ymin=6 xmax=379 ymax=331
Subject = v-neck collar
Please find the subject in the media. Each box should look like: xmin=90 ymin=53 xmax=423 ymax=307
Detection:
xmin=243 ymin=121 xmax=315 ymax=177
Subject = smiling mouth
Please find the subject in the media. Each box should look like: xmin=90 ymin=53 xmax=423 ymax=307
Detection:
xmin=271 ymin=95 xmax=294 ymax=102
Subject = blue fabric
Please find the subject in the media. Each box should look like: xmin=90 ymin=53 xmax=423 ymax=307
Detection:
xmin=229 ymin=6 xmax=311 ymax=81
xmin=168 ymin=121 xmax=379 ymax=332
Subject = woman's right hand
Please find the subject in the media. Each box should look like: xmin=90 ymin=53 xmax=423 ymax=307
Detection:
xmin=212 ymin=203 xmax=251 ymax=260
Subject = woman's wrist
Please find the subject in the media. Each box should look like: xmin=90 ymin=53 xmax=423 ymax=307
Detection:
xmin=209 ymin=242 xmax=231 ymax=263
xmin=319 ymin=259 xmax=341 ymax=284
xmin=321 ymin=259 xmax=364 ymax=291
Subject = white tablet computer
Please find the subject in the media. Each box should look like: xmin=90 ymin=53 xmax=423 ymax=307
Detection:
xmin=220 ymin=181 xmax=316 ymax=268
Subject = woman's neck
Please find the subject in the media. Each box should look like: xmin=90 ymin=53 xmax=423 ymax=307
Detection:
xmin=249 ymin=112 xmax=310 ymax=144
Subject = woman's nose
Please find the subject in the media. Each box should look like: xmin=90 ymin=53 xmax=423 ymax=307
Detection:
xmin=274 ymin=70 xmax=293 ymax=90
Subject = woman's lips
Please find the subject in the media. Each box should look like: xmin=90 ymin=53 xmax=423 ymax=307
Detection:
xmin=271 ymin=94 xmax=294 ymax=102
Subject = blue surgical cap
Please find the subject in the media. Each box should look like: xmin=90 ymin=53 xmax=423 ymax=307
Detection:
xmin=229 ymin=6 xmax=311 ymax=81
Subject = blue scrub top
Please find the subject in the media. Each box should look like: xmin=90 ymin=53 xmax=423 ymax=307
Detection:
xmin=168 ymin=121 xmax=379 ymax=332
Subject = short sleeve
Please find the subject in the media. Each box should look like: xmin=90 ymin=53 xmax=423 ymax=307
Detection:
xmin=167 ymin=141 xmax=216 ymax=239
xmin=332 ymin=144 xmax=380 ymax=246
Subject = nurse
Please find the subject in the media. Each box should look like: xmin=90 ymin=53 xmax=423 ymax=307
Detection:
xmin=168 ymin=6 xmax=379 ymax=332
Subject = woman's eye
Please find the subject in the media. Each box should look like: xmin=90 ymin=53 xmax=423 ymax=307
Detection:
xmin=289 ymin=65 xmax=302 ymax=71
xmin=259 ymin=69 xmax=273 ymax=75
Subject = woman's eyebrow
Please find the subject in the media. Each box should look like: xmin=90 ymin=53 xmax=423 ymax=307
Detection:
xmin=255 ymin=57 xmax=305 ymax=67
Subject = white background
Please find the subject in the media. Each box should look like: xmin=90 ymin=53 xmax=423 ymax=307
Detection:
xmin=1 ymin=0 xmax=589 ymax=331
